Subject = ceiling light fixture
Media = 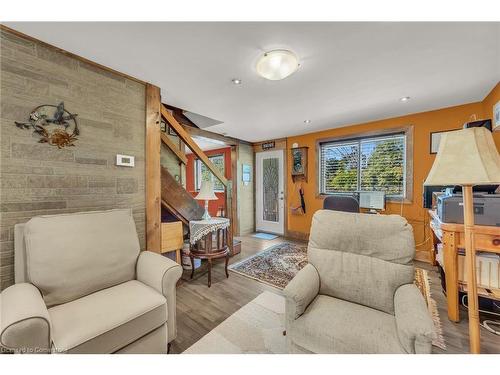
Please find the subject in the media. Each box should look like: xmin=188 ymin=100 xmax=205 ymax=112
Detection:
xmin=400 ymin=96 xmax=411 ymax=102
xmin=231 ymin=78 xmax=242 ymax=85
xmin=304 ymin=119 xmax=311 ymax=124
xmin=256 ymin=49 xmax=299 ymax=81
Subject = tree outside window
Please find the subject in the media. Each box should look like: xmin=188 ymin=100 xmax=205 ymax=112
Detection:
xmin=320 ymin=134 xmax=406 ymax=197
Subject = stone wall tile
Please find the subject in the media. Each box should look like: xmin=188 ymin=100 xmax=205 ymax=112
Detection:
xmin=116 ymin=177 xmax=138 ymax=194
xmin=1 ymin=201 xmax=67 ymax=212
xmin=12 ymin=143 xmax=75 ymax=162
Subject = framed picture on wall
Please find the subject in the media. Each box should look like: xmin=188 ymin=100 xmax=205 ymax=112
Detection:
xmin=168 ymin=126 xmax=178 ymax=137
xmin=242 ymin=164 xmax=251 ymax=185
xmin=494 ymin=100 xmax=500 ymax=131
xmin=160 ymin=120 xmax=167 ymax=133
xmin=430 ymin=129 xmax=459 ymax=154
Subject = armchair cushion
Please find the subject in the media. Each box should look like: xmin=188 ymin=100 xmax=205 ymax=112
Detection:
xmin=0 ymin=283 xmax=51 ymax=353
xmin=283 ymin=264 xmax=320 ymax=322
xmin=308 ymin=210 xmax=415 ymax=314
xmin=48 ymin=280 xmax=166 ymax=354
xmin=136 ymin=251 xmax=182 ymax=343
xmin=23 ymin=209 xmax=140 ymax=307
xmin=394 ymin=284 xmax=435 ymax=354
xmin=289 ymin=295 xmax=406 ymax=353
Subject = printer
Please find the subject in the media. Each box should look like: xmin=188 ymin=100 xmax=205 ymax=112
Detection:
xmin=437 ymin=193 xmax=500 ymax=226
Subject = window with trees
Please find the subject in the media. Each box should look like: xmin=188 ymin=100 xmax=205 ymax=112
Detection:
xmin=319 ymin=133 xmax=407 ymax=198
xmin=195 ymin=154 xmax=225 ymax=192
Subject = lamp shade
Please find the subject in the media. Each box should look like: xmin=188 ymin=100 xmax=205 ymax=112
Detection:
xmin=424 ymin=127 xmax=500 ymax=186
xmin=194 ymin=181 xmax=218 ymax=200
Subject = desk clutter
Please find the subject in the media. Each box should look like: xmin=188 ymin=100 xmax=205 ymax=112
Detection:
xmin=428 ymin=209 xmax=500 ymax=330
xmin=436 ymin=245 xmax=500 ymax=293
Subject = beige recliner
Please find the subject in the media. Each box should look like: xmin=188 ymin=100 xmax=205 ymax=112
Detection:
xmin=284 ymin=210 xmax=435 ymax=354
xmin=0 ymin=209 xmax=182 ymax=354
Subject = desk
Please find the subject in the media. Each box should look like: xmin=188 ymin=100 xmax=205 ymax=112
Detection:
xmin=428 ymin=210 xmax=500 ymax=322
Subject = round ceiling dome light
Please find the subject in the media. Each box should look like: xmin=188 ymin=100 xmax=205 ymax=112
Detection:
xmin=256 ymin=49 xmax=299 ymax=81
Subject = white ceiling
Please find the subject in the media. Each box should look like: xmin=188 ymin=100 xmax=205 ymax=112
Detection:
xmin=6 ymin=22 xmax=500 ymax=142
xmin=186 ymin=136 xmax=229 ymax=154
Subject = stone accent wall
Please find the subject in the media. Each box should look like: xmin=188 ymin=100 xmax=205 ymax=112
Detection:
xmin=0 ymin=29 xmax=146 ymax=290
xmin=237 ymin=144 xmax=255 ymax=235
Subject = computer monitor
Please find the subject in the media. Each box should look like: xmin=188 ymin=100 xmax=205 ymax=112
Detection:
xmin=359 ymin=191 xmax=385 ymax=213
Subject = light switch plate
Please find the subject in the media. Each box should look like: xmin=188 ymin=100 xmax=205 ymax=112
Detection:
xmin=116 ymin=154 xmax=135 ymax=167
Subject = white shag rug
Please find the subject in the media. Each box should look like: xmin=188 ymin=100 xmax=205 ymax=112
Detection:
xmin=183 ymin=291 xmax=287 ymax=354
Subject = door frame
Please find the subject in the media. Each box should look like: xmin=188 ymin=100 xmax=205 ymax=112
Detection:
xmin=253 ymin=140 xmax=288 ymax=236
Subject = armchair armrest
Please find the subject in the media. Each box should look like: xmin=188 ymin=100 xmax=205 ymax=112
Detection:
xmin=0 ymin=283 xmax=51 ymax=353
xmin=283 ymin=264 xmax=320 ymax=327
xmin=136 ymin=251 xmax=182 ymax=342
xmin=394 ymin=284 xmax=436 ymax=354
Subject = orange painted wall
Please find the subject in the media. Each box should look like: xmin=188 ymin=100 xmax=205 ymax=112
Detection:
xmin=186 ymin=147 xmax=231 ymax=217
xmin=286 ymin=82 xmax=500 ymax=255
xmin=482 ymin=82 xmax=500 ymax=147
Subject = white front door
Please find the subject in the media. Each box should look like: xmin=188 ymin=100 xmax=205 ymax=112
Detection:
xmin=256 ymin=150 xmax=285 ymax=235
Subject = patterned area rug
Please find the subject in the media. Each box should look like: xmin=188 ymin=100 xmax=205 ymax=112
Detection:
xmin=229 ymin=242 xmax=446 ymax=350
xmin=229 ymin=243 xmax=308 ymax=288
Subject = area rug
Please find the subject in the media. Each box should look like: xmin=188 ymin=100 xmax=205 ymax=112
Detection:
xmin=183 ymin=291 xmax=287 ymax=353
xmin=414 ymin=268 xmax=446 ymax=350
xmin=229 ymin=242 xmax=308 ymax=288
xmin=229 ymin=242 xmax=446 ymax=350
xmin=252 ymin=232 xmax=279 ymax=240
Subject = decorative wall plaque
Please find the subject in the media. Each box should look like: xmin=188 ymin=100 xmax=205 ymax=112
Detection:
xmin=15 ymin=102 xmax=79 ymax=148
xmin=261 ymin=141 xmax=275 ymax=150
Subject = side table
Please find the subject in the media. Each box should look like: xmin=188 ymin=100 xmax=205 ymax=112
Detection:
xmin=189 ymin=218 xmax=230 ymax=287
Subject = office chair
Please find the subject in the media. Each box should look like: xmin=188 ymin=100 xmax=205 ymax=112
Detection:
xmin=323 ymin=195 xmax=359 ymax=213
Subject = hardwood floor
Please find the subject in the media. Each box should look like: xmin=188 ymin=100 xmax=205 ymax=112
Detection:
xmin=171 ymin=234 xmax=500 ymax=354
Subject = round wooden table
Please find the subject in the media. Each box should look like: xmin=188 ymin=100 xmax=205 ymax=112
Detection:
xmin=189 ymin=219 xmax=230 ymax=287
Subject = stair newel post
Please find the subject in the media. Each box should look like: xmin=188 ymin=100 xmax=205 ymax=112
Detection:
xmin=225 ymin=180 xmax=233 ymax=254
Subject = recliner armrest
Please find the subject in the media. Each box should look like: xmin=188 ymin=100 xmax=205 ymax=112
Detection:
xmin=136 ymin=251 xmax=182 ymax=342
xmin=394 ymin=284 xmax=436 ymax=354
xmin=0 ymin=283 xmax=51 ymax=353
xmin=283 ymin=264 xmax=320 ymax=325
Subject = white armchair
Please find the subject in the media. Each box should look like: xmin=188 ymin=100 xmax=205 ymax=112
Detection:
xmin=284 ymin=210 xmax=435 ymax=354
xmin=0 ymin=209 xmax=182 ymax=354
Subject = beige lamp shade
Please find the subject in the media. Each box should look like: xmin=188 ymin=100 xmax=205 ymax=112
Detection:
xmin=424 ymin=127 xmax=500 ymax=186
xmin=195 ymin=181 xmax=218 ymax=200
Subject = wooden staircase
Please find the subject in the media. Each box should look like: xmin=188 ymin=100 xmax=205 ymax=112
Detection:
xmin=158 ymin=104 xmax=234 ymax=251
xmin=160 ymin=166 xmax=204 ymax=225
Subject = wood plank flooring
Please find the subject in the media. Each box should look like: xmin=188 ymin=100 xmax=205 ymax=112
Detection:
xmin=171 ymin=234 xmax=500 ymax=354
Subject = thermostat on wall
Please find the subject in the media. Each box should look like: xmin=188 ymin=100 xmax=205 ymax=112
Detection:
xmin=116 ymin=154 xmax=135 ymax=167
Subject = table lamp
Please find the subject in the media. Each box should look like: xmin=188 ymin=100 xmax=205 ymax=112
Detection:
xmin=195 ymin=181 xmax=218 ymax=221
xmin=424 ymin=127 xmax=500 ymax=354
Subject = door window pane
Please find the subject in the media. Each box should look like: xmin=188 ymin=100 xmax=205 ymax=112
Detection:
xmin=262 ymin=157 xmax=279 ymax=222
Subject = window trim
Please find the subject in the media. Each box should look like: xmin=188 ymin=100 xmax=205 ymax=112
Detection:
xmin=194 ymin=153 xmax=226 ymax=192
xmin=315 ymin=125 xmax=413 ymax=203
